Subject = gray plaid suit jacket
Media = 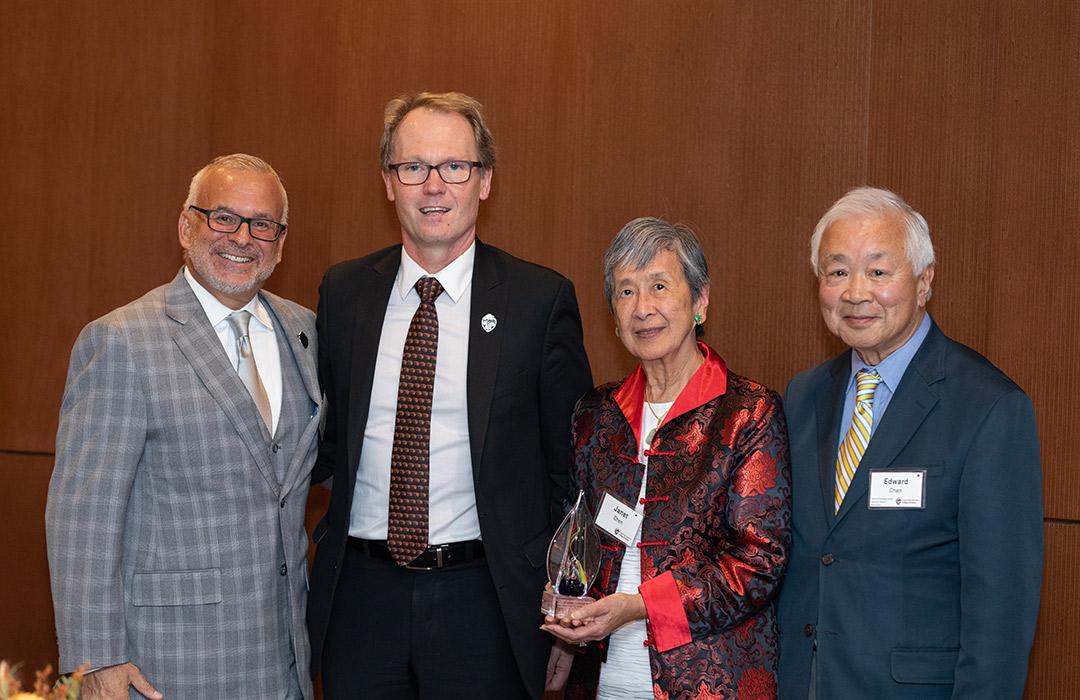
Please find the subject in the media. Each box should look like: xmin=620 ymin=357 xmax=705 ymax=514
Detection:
xmin=46 ymin=270 xmax=322 ymax=699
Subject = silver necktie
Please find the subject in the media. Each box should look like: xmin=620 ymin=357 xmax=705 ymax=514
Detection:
xmin=227 ymin=310 xmax=273 ymax=433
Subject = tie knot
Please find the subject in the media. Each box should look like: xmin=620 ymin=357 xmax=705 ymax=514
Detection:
xmin=415 ymin=277 xmax=444 ymax=304
xmin=855 ymin=369 xmax=882 ymax=400
xmin=227 ymin=310 xmax=252 ymax=338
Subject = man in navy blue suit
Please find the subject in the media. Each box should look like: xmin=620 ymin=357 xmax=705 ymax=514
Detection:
xmin=777 ymin=187 xmax=1042 ymax=699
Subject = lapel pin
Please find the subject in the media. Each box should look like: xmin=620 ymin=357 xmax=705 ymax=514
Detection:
xmin=298 ymin=331 xmax=309 ymax=348
xmin=481 ymin=313 xmax=497 ymax=333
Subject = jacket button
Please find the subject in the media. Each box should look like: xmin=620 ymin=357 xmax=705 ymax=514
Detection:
xmin=272 ymin=443 xmax=281 ymax=453
xmin=279 ymin=563 xmax=287 ymax=576
xmin=804 ymin=624 xmax=814 ymax=637
xmin=280 ymin=497 xmax=287 ymax=508
xmin=821 ymin=553 xmax=835 ymax=566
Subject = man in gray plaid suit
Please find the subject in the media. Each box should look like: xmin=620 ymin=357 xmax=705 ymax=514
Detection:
xmin=46 ymin=154 xmax=322 ymax=699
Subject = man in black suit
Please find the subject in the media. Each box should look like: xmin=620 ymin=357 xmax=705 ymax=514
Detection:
xmin=307 ymin=91 xmax=593 ymax=699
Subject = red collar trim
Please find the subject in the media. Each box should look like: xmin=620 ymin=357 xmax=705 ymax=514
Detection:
xmin=613 ymin=342 xmax=728 ymax=448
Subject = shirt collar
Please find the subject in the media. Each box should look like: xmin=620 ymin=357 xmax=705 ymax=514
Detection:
xmin=183 ymin=266 xmax=271 ymax=331
xmin=614 ymin=341 xmax=728 ymax=449
xmin=397 ymin=242 xmax=475 ymax=304
xmin=847 ymin=312 xmax=932 ymax=393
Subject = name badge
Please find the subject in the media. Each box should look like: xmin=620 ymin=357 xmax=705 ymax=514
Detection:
xmin=594 ymin=492 xmax=643 ymax=546
xmin=868 ymin=470 xmax=926 ymax=509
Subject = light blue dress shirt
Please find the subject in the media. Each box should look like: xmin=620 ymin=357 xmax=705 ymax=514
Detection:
xmin=835 ymin=313 xmax=933 ymax=448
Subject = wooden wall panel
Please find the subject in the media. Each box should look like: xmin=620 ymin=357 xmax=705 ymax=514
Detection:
xmin=0 ymin=454 xmax=57 ymax=673
xmin=302 ymin=0 xmax=872 ymax=390
xmin=867 ymin=1 xmax=1080 ymax=520
xmin=2 ymin=1 xmax=100 ymax=454
xmin=0 ymin=0 xmax=215 ymax=453
xmin=1 ymin=0 xmax=870 ymax=447
xmin=500 ymin=1 xmax=872 ymax=390
xmin=981 ymin=2 xmax=1080 ymax=522
xmin=867 ymin=0 xmax=1002 ymax=352
xmin=201 ymin=0 xmax=344 ymax=313
xmin=1025 ymin=522 xmax=1080 ymax=698
xmin=2 ymin=0 xmax=1078 ymax=694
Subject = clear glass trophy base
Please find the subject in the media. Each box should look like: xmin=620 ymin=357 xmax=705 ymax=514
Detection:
xmin=541 ymin=588 xmax=596 ymax=618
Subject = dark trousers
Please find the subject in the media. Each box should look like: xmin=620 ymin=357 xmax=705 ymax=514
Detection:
xmin=321 ymin=542 xmax=530 ymax=699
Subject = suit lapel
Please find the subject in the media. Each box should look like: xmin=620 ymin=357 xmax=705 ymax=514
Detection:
xmin=164 ymin=271 xmax=278 ymax=492
xmin=466 ymin=242 xmax=506 ymax=484
xmin=833 ymin=325 xmax=945 ymax=526
xmin=816 ymin=355 xmax=849 ymax=527
xmin=345 ymin=250 xmax=399 ymax=486
xmin=263 ymin=291 xmax=320 ymax=405
xmin=261 ymin=292 xmax=322 ymax=492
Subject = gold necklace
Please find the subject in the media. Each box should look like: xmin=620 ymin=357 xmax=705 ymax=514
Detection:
xmin=644 ymin=400 xmax=672 ymax=446
xmin=643 ymin=353 xmax=700 ymax=446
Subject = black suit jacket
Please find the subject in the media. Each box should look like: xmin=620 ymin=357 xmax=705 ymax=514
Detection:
xmin=777 ymin=321 xmax=1043 ymax=699
xmin=307 ymin=241 xmax=592 ymax=695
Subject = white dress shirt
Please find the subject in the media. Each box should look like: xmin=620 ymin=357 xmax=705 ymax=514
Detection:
xmin=597 ymin=400 xmax=673 ymax=699
xmin=183 ymin=267 xmax=282 ymax=434
xmin=349 ymin=243 xmax=481 ymax=544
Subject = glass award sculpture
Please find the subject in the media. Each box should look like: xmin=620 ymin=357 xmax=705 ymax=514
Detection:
xmin=540 ymin=490 xmax=601 ymax=617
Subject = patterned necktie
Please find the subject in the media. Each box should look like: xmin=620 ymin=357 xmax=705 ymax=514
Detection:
xmin=387 ymin=276 xmax=444 ymax=565
xmin=227 ymin=310 xmax=273 ymax=433
xmin=834 ymin=368 xmax=882 ymax=512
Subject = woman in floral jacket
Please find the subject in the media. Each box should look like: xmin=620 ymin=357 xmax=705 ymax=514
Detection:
xmin=543 ymin=217 xmax=791 ymax=700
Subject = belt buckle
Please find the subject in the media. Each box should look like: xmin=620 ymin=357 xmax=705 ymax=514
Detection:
xmin=403 ymin=545 xmax=444 ymax=571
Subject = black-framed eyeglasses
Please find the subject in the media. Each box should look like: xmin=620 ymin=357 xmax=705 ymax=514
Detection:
xmin=187 ymin=206 xmax=286 ymax=242
xmin=386 ymin=160 xmax=485 ymax=185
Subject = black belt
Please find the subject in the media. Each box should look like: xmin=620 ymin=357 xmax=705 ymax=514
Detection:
xmin=348 ymin=538 xmax=485 ymax=571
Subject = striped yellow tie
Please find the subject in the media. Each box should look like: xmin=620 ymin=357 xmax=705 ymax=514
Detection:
xmin=834 ymin=369 xmax=882 ymax=512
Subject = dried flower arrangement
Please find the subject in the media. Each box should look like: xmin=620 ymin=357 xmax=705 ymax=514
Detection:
xmin=0 ymin=661 xmax=82 ymax=700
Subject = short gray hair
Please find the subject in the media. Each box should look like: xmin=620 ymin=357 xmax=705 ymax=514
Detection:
xmin=810 ymin=186 xmax=934 ymax=277
xmin=184 ymin=153 xmax=289 ymax=224
xmin=603 ymin=217 xmax=710 ymax=314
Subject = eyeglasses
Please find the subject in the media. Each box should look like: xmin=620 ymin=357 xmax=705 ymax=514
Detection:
xmin=386 ymin=160 xmax=485 ymax=185
xmin=187 ymin=206 xmax=286 ymax=242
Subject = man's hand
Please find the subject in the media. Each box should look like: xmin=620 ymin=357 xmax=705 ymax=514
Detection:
xmin=545 ymin=639 xmax=576 ymax=691
xmin=82 ymin=662 xmax=163 ymax=700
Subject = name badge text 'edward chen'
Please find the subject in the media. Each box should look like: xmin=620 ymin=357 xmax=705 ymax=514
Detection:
xmin=868 ymin=470 xmax=927 ymax=509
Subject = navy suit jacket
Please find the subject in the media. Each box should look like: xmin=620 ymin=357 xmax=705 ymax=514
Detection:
xmin=777 ymin=321 xmax=1042 ymax=699
xmin=306 ymin=241 xmax=592 ymax=697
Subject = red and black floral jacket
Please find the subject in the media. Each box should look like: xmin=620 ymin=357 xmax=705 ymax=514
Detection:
xmin=564 ymin=343 xmax=791 ymax=700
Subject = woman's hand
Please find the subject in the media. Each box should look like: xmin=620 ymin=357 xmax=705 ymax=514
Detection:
xmin=540 ymin=592 xmax=647 ymax=644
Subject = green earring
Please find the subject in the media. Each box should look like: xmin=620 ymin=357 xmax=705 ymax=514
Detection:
xmin=694 ymin=313 xmax=702 ymax=324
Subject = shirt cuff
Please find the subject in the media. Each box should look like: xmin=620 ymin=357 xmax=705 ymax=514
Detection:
xmin=639 ymin=571 xmax=692 ymax=652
